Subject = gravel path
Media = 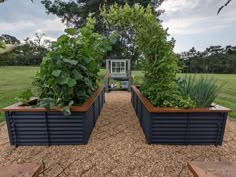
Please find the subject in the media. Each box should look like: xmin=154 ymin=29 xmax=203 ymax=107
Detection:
xmin=0 ymin=92 xmax=236 ymax=177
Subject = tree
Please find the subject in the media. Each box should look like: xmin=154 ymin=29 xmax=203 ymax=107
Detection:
xmin=0 ymin=44 xmax=16 ymax=55
xmin=0 ymin=34 xmax=20 ymax=55
xmin=0 ymin=34 xmax=21 ymax=45
xmin=0 ymin=33 xmax=50 ymax=65
xmin=41 ymin=0 xmax=164 ymax=29
xmin=179 ymin=45 xmax=236 ymax=74
xmin=41 ymin=0 xmax=165 ymax=69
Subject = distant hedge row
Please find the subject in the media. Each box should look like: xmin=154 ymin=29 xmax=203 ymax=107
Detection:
xmin=0 ymin=33 xmax=49 ymax=66
xmin=0 ymin=54 xmax=43 ymax=66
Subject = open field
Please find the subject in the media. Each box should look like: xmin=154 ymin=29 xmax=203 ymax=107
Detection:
xmin=0 ymin=66 xmax=38 ymax=122
xmin=0 ymin=67 xmax=235 ymax=122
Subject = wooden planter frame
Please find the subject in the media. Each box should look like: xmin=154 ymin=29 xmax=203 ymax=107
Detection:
xmin=2 ymin=86 xmax=105 ymax=146
xmin=131 ymin=85 xmax=231 ymax=145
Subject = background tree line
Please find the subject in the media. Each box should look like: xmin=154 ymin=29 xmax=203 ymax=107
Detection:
xmin=0 ymin=33 xmax=50 ymax=66
xmin=179 ymin=46 xmax=236 ymax=73
xmin=1 ymin=0 xmax=235 ymax=72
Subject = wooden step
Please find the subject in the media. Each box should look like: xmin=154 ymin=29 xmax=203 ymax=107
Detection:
xmin=0 ymin=163 xmax=42 ymax=177
xmin=188 ymin=161 xmax=236 ymax=177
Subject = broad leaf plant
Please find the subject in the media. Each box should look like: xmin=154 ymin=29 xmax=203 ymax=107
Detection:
xmin=31 ymin=17 xmax=116 ymax=114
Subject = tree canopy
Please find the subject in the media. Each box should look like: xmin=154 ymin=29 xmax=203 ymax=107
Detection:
xmin=40 ymin=0 xmax=165 ymax=66
xmin=0 ymin=34 xmax=21 ymax=45
xmin=0 ymin=33 xmax=50 ymax=65
xmin=41 ymin=0 xmax=164 ymax=29
xmin=179 ymin=45 xmax=236 ymax=73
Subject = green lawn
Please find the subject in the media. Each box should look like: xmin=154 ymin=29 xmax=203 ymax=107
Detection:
xmin=204 ymin=74 xmax=236 ymax=118
xmin=0 ymin=67 xmax=235 ymax=122
xmin=0 ymin=66 xmax=38 ymax=122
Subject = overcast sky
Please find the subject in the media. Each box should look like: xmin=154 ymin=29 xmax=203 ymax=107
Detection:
xmin=0 ymin=0 xmax=236 ymax=52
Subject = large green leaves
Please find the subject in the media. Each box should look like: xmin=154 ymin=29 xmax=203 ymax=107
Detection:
xmin=63 ymin=59 xmax=78 ymax=65
xmin=52 ymin=70 xmax=62 ymax=77
xmin=67 ymin=78 xmax=77 ymax=87
xmin=57 ymin=34 xmax=69 ymax=44
xmin=65 ymin=28 xmax=78 ymax=35
xmin=33 ymin=16 xmax=113 ymax=114
xmin=72 ymin=70 xmax=83 ymax=80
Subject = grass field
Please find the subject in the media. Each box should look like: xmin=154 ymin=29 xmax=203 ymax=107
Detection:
xmin=0 ymin=67 xmax=235 ymax=122
xmin=0 ymin=66 xmax=38 ymax=122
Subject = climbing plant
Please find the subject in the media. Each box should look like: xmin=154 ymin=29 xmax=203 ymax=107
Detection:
xmin=101 ymin=4 xmax=195 ymax=108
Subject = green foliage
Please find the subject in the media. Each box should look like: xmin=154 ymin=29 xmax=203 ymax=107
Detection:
xmin=41 ymin=0 xmax=164 ymax=28
xmin=41 ymin=0 xmax=164 ymax=69
xmin=180 ymin=46 xmax=236 ymax=74
xmin=102 ymin=4 xmax=195 ymax=108
xmin=178 ymin=75 xmax=224 ymax=107
xmin=15 ymin=89 xmax=34 ymax=106
xmin=0 ymin=34 xmax=20 ymax=45
xmin=0 ymin=33 xmax=49 ymax=66
xmin=33 ymin=17 xmax=114 ymax=113
xmin=2 ymin=68 xmax=236 ymax=122
xmin=132 ymin=75 xmax=144 ymax=85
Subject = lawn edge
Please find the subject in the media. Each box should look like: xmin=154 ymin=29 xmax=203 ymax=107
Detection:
xmin=0 ymin=121 xmax=6 ymax=127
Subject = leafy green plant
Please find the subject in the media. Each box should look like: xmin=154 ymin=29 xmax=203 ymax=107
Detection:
xmin=15 ymin=89 xmax=34 ymax=106
xmin=178 ymin=75 xmax=224 ymax=107
xmin=132 ymin=75 xmax=144 ymax=86
xmin=102 ymin=4 xmax=195 ymax=108
xmin=30 ymin=17 xmax=116 ymax=114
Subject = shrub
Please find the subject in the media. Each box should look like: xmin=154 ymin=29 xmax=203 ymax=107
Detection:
xmin=178 ymin=75 xmax=223 ymax=107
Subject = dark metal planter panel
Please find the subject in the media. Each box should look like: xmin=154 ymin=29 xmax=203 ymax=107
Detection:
xmin=83 ymin=106 xmax=96 ymax=144
xmin=141 ymin=104 xmax=151 ymax=143
xmin=150 ymin=112 xmax=227 ymax=145
xmin=4 ymin=87 xmax=105 ymax=146
xmin=131 ymin=86 xmax=229 ymax=145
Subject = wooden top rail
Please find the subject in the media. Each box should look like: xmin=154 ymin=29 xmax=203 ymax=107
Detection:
xmin=131 ymin=85 xmax=232 ymax=113
xmin=1 ymin=85 xmax=104 ymax=112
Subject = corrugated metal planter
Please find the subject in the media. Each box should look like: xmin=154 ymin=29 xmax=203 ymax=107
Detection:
xmin=2 ymin=86 xmax=105 ymax=146
xmin=131 ymin=85 xmax=231 ymax=145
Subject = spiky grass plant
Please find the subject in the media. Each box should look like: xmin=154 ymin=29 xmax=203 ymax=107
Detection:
xmin=179 ymin=75 xmax=224 ymax=107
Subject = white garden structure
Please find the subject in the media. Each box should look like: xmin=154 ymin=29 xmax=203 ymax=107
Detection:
xmin=105 ymin=59 xmax=131 ymax=92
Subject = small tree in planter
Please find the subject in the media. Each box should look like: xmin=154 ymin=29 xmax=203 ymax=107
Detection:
xmin=102 ymin=4 xmax=231 ymax=145
xmin=2 ymin=17 xmax=117 ymax=146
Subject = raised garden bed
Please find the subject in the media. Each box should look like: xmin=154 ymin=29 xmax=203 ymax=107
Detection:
xmin=131 ymin=85 xmax=231 ymax=145
xmin=2 ymin=86 xmax=105 ymax=146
